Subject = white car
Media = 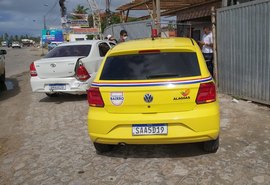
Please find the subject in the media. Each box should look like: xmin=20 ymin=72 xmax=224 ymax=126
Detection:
xmin=0 ymin=49 xmax=7 ymax=84
xmin=30 ymin=40 xmax=112 ymax=96
xmin=12 ymin=42 xmax=21 ymax=48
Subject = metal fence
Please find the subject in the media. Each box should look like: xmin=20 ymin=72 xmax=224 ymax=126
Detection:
xmin=103 ymin=19 xmax=152 ymax=41
xmin=217 ymin=0 xmax=270 ymax=105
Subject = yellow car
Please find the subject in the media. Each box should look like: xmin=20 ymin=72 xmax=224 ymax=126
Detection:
xmin=87 ymin=38 xmax=220 ymax=153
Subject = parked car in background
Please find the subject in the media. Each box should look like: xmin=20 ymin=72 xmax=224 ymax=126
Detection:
xmin=87 ymin=38 xmax=220 ymax=153
xmin=48 ymin=42 xmax=62 ymax=51
xmin=0 ymin=49 xmax=7 ymax=85
xmin=30 ymin=40 xmax=111 ymax=97
xmin=1 ymin=41 xmax=7 ymax=47
xmin=12 ymin=41 xmax=21 ymax=48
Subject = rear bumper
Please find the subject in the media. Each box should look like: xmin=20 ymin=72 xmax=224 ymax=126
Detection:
xmin=88 ymin=103 xmax=220 ymax=145
xmin=30 ymin=76 xmax=91 ymax=94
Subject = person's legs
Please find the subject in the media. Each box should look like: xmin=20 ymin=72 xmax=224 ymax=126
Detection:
xmin=203 ymin=53 xmax=214 ymax=77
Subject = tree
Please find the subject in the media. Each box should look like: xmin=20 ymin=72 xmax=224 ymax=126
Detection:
xmin=14 ymin=35 xmax=19 ymax=41
xmin=101 ymin=13 xmax=121 ymax=32
xmin=9 ymin=35 xmax=14 ymax=42
xmin=72 ymin=5 xmax=89 ymax=19
xmin=4 ymin=33 xmax=9 ymax=41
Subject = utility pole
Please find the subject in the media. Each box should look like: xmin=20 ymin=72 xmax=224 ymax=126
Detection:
xmin=43 ymin=15 xmax=47 ymax=30
xmin=43 ymin=4 xmax=49 ymax=30
xmin=156 ymin=0 xmax=161 ymax=36
xmin=105 ymin=0 xmax=111 ymax=26
xmin=86 ymin=0 xmax=102 ymax=38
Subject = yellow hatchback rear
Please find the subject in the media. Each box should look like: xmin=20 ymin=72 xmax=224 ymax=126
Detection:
xmin=87 ymin=38 xmax=220 ymax=153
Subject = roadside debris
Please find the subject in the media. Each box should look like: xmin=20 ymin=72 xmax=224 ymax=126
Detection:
xmin=232 ymin=98 xmax=239 ymax=103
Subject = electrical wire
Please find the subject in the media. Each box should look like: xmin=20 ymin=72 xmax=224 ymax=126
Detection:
xmin=43 ymin=0 xmax=62 ymax=28
xmin=45 ymin=0 xmax=59 ymax=16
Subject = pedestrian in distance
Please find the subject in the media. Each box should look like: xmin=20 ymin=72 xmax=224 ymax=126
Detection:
xmin=118 ymin=30 xmax=128 ymax=43
xmin=198 ymin=26 xmax=214 ymax=77
xmin=106 ymin=34 xmax=117 ymax=44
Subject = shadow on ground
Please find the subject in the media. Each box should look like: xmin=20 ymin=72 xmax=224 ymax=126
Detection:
xmin=39 ymin=93 xmax=87 ymax=104
xmin=99 ymin=143 xmax=210 ymax=158
xmin=0 ymin=77 xmax=20 ymax=101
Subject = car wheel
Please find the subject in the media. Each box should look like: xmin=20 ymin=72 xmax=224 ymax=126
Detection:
xmin=45 ymin=93 xmax=59 ymax=97
xmin=203 ymin=136 xmax=219 ymax=153
xmin=94 ymin=142 xmax=114 ymax=153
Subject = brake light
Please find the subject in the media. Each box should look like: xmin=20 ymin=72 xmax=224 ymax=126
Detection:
xmin=196 ymin=82 xmax=216 ymax=104
xmin=76 ymin=65 xmax=90 ymax=81
xmin=30 ymin=62 xmax=37 ymax=76
xmin=139 ymin=50 xmax=160 ymax=54
xmin=87 ymin=87 xmax=104 ymax=107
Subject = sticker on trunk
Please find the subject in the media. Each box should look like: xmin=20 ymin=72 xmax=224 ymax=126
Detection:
xmin=110 ymin=92 xmax=124 ymax=106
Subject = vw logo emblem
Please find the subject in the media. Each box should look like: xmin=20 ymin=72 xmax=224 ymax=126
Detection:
xmin=50 ymin=63 xmax=56 ymax=68
xmin=144 ymin=93 xmax=153 ymax=103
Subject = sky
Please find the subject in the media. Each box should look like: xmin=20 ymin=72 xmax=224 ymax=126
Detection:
xmin=0 ymin=0 xmax=141 ymax=37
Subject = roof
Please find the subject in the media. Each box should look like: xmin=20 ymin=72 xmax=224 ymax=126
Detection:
xmin=116 ymin=0 xmax=221 ymax=16
xmin=59 ymin=40 xmax=103 ymax=46
xmin=110 ymin=37 xmax=196 ymax=54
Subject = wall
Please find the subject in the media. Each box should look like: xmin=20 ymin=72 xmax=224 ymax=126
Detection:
xmin=217 ymin=0 xmax=270 ymax=104
xmin=103 ymin=20 xmax=152 ymax=41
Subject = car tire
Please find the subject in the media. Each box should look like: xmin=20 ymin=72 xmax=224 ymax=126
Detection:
xmin=94 ymin=142 xmax=114 ymax=153
xmin=203 ymin=136 xmax=219 ymax=153
xmin=45 ymin=93 xmax=59 ymax=97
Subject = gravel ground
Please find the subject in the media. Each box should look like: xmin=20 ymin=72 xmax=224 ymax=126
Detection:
xmin=0 ymin=48 xmax=269 ymax=185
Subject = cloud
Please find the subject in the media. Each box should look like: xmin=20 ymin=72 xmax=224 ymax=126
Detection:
xmin=0 ymin=0 xmax=134 ymax=36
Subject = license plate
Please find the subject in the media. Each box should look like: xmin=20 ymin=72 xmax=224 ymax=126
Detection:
xmin=132 ymin=124 xmax=168 ymax=136
xmin=48 ymin=84 xmax=66 ymax=90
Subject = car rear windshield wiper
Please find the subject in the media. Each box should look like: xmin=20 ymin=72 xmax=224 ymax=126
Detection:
xmin=146 ymin=73 xmax=180 ymax=79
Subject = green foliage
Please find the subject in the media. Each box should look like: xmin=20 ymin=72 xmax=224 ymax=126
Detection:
xmin=73 ymin=5 xmax=89 ymax=14
xmin=14 ymin=35 xmax=19 ymax=41
xmin=88 ymin=14 xmax=94 ymax=27
xmin=101 ymin=13 xmax=121 ymax=32
xmin=72 ymin=5 xmax=89 ymax=20
xmin=86 ymin=35 xmax=94 ymax=40
xmin=101 ymin=12 xmax=140 ymax=33
xmin=0 ymin=33 xmax=40 ymax=43
xmin=127 ymin=17 xmax=140 ymax=22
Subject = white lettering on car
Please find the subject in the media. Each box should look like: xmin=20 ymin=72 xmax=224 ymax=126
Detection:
xmin=110 ymin=92 xmax=124 ymax=106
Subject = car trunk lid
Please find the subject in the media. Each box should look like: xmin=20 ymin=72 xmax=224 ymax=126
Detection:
xmin=35 ymin=57 xmax=80 ymax=78
xmin=92 ymin=50 xmax=211 ymax=114
xmin=95 ymin=80 xmax=206 ymax=113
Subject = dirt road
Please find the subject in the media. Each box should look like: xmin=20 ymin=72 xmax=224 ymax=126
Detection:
xmin=0 ymin=48 xmax=269 ymax=185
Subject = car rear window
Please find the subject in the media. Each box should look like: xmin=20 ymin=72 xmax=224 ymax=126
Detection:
xmin=100 ymin=52 xmax=201 ymax=80
xmin=45 ymin=45 xmax=91 ymax=58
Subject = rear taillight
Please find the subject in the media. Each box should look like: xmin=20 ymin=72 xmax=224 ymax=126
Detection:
xmin=196 ymin=82 xmax=216 ymax=104
xmin=76 ymin=65 xmax=90 ymax=81
xmin=30 ymin=62 xmax=37 ymax=76
xmin=87 ymin=87 xmax=104 ymax=107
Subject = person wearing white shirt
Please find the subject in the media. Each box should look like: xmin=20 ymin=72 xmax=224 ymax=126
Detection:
xmin=199 ymin=27 xmax=214 ymax=77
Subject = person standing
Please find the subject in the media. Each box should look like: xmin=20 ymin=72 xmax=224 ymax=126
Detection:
xmin=106 ymin=34 xmax=117 ymax=44
xmin=118 ymin=30 xmax=128 ymax=43
xmin=199 ymin=26 xmax=214 ymax=77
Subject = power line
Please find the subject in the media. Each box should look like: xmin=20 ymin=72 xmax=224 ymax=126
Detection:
xmin=45 ymin=0 xmax=59 ymax=16
xmin=44 ymin=0 xmax=61 ymax=28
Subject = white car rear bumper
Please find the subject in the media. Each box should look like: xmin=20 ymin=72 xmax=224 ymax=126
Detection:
xmin=30 ymin=76 xmax=91 ymax=94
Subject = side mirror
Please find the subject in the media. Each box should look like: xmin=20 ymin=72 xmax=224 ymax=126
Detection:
xmin=0 ymin=49 xmax=7 ymax=55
